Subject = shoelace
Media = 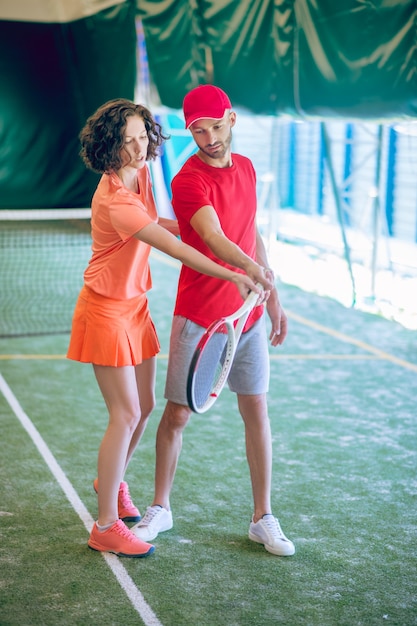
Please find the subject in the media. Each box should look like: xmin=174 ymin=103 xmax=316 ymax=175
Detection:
xmin=118 ymin=484 xmax=134 ymax=508
xmin=262 ymin=516 xmax=285 ymax=538
xmin=113 ymin=520 xmax=138 ymax=543
xmin=140 ymin=506 xmax=162 ymax=526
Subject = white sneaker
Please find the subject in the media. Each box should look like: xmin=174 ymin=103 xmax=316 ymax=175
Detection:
xmin=249 ymin=514 xmax=295 ymax=556
xmin=131 ymin=506 xmax=173 ymax=541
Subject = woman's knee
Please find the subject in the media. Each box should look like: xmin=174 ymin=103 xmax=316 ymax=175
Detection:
xmin=123 ymin=411 xmax=142 ymax=434
xmin=139 ymin=396 xmax=156 ymax=422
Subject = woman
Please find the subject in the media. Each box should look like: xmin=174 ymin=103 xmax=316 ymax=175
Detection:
xmin=67 ymin=99 xmax=258 ymax=558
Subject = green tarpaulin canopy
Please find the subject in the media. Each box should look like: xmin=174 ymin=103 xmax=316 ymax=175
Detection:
xmin=0 ymin=0 xmax=416 ymax=207
xmin=140 ymin=0 xmax=417 ymax=119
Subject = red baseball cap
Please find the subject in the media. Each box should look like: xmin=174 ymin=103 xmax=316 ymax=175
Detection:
xmin=183 ymin=85 xmax=232 ymax=129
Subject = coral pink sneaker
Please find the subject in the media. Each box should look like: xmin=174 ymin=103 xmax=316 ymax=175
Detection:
xmin=88 ymin=519 xmax=154 ymax=557
xmin=93 ymin=479 xmax=141 ymax=523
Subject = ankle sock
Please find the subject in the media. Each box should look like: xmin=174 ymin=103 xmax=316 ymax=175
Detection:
xmin=96 ymin=521 xmax=115 ymax=532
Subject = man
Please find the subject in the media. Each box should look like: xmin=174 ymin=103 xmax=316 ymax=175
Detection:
xmin=133 ymin=85 xmax=295 ymax=556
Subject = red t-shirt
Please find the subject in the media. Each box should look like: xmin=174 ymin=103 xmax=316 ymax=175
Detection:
xmin=171 ymin=153 xmax=264 ymax=329
xmin=84 ymin=167 xmax=157 ymax=299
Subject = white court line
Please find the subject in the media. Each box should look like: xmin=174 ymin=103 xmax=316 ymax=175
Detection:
xmin=0 ymin=372 xmax=163 ymax=626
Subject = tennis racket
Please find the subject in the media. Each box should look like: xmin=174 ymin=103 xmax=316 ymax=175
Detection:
xmin=186 ymin=284 xmax=263 ymax=413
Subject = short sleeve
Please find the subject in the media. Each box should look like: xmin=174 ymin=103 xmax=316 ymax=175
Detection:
xmin=171 ymin=171 xmax=211 ymax=221
xmin=109 ymin=192 xmax=154 ymax=240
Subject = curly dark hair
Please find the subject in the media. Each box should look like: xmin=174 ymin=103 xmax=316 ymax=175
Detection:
xmin=79 ymin=98 xmax=169 ymax=174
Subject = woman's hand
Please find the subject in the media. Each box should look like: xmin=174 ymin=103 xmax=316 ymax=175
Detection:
xmin=242 ymin=260 xmax=275 ymax=293
xmin=231 ymin=272 xmax=261 ymax=301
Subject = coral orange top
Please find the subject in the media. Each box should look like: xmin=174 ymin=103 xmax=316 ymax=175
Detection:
xmin=84 ymin=166 xmax=157 ymax=299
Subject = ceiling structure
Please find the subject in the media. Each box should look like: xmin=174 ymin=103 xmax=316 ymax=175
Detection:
xmin=139 ymin=0 xmax=417 ymax=120
xmin=0 ymin=0 xmax=416 ymax=207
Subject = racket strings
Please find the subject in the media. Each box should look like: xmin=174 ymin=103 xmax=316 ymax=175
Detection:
xmin=192 ymin=326 xmax=232 ymax=411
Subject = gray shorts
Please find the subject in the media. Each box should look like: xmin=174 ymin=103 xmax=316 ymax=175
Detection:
xmin=164 ymin=314 xmax=270 ymax=405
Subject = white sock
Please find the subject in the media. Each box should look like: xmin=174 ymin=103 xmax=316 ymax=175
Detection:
xmin=96 ymin=521 xmax=115 ymax=532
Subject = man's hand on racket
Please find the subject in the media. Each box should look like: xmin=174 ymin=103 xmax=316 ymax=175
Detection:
xmin=236 ymin=261 xmax=274 ymax=305
xmin=244 ymin=261 xmax=275 ymax=292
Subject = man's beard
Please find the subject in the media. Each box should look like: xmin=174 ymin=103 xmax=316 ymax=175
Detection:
xmin=200 ymin=129 xmax=232 ymax=160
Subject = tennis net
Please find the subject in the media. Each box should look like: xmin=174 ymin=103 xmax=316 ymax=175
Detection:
xmin=0 ymin=209 xmax=92 ymax=337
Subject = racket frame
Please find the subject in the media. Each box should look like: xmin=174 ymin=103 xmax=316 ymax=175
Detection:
xmin=187 ymin=287 xmax=262 ymax=413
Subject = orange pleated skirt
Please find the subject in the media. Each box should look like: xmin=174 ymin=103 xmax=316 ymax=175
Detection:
xmin=67 ymin=285 xmax=160 ymax=366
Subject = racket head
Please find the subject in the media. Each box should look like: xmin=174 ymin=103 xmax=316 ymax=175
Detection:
xmin=187 ymin=318 xmax=236 ymax=413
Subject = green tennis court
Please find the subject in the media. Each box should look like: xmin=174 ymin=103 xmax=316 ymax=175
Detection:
xmin=1 ymin=251 xmax=416 ymax=626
